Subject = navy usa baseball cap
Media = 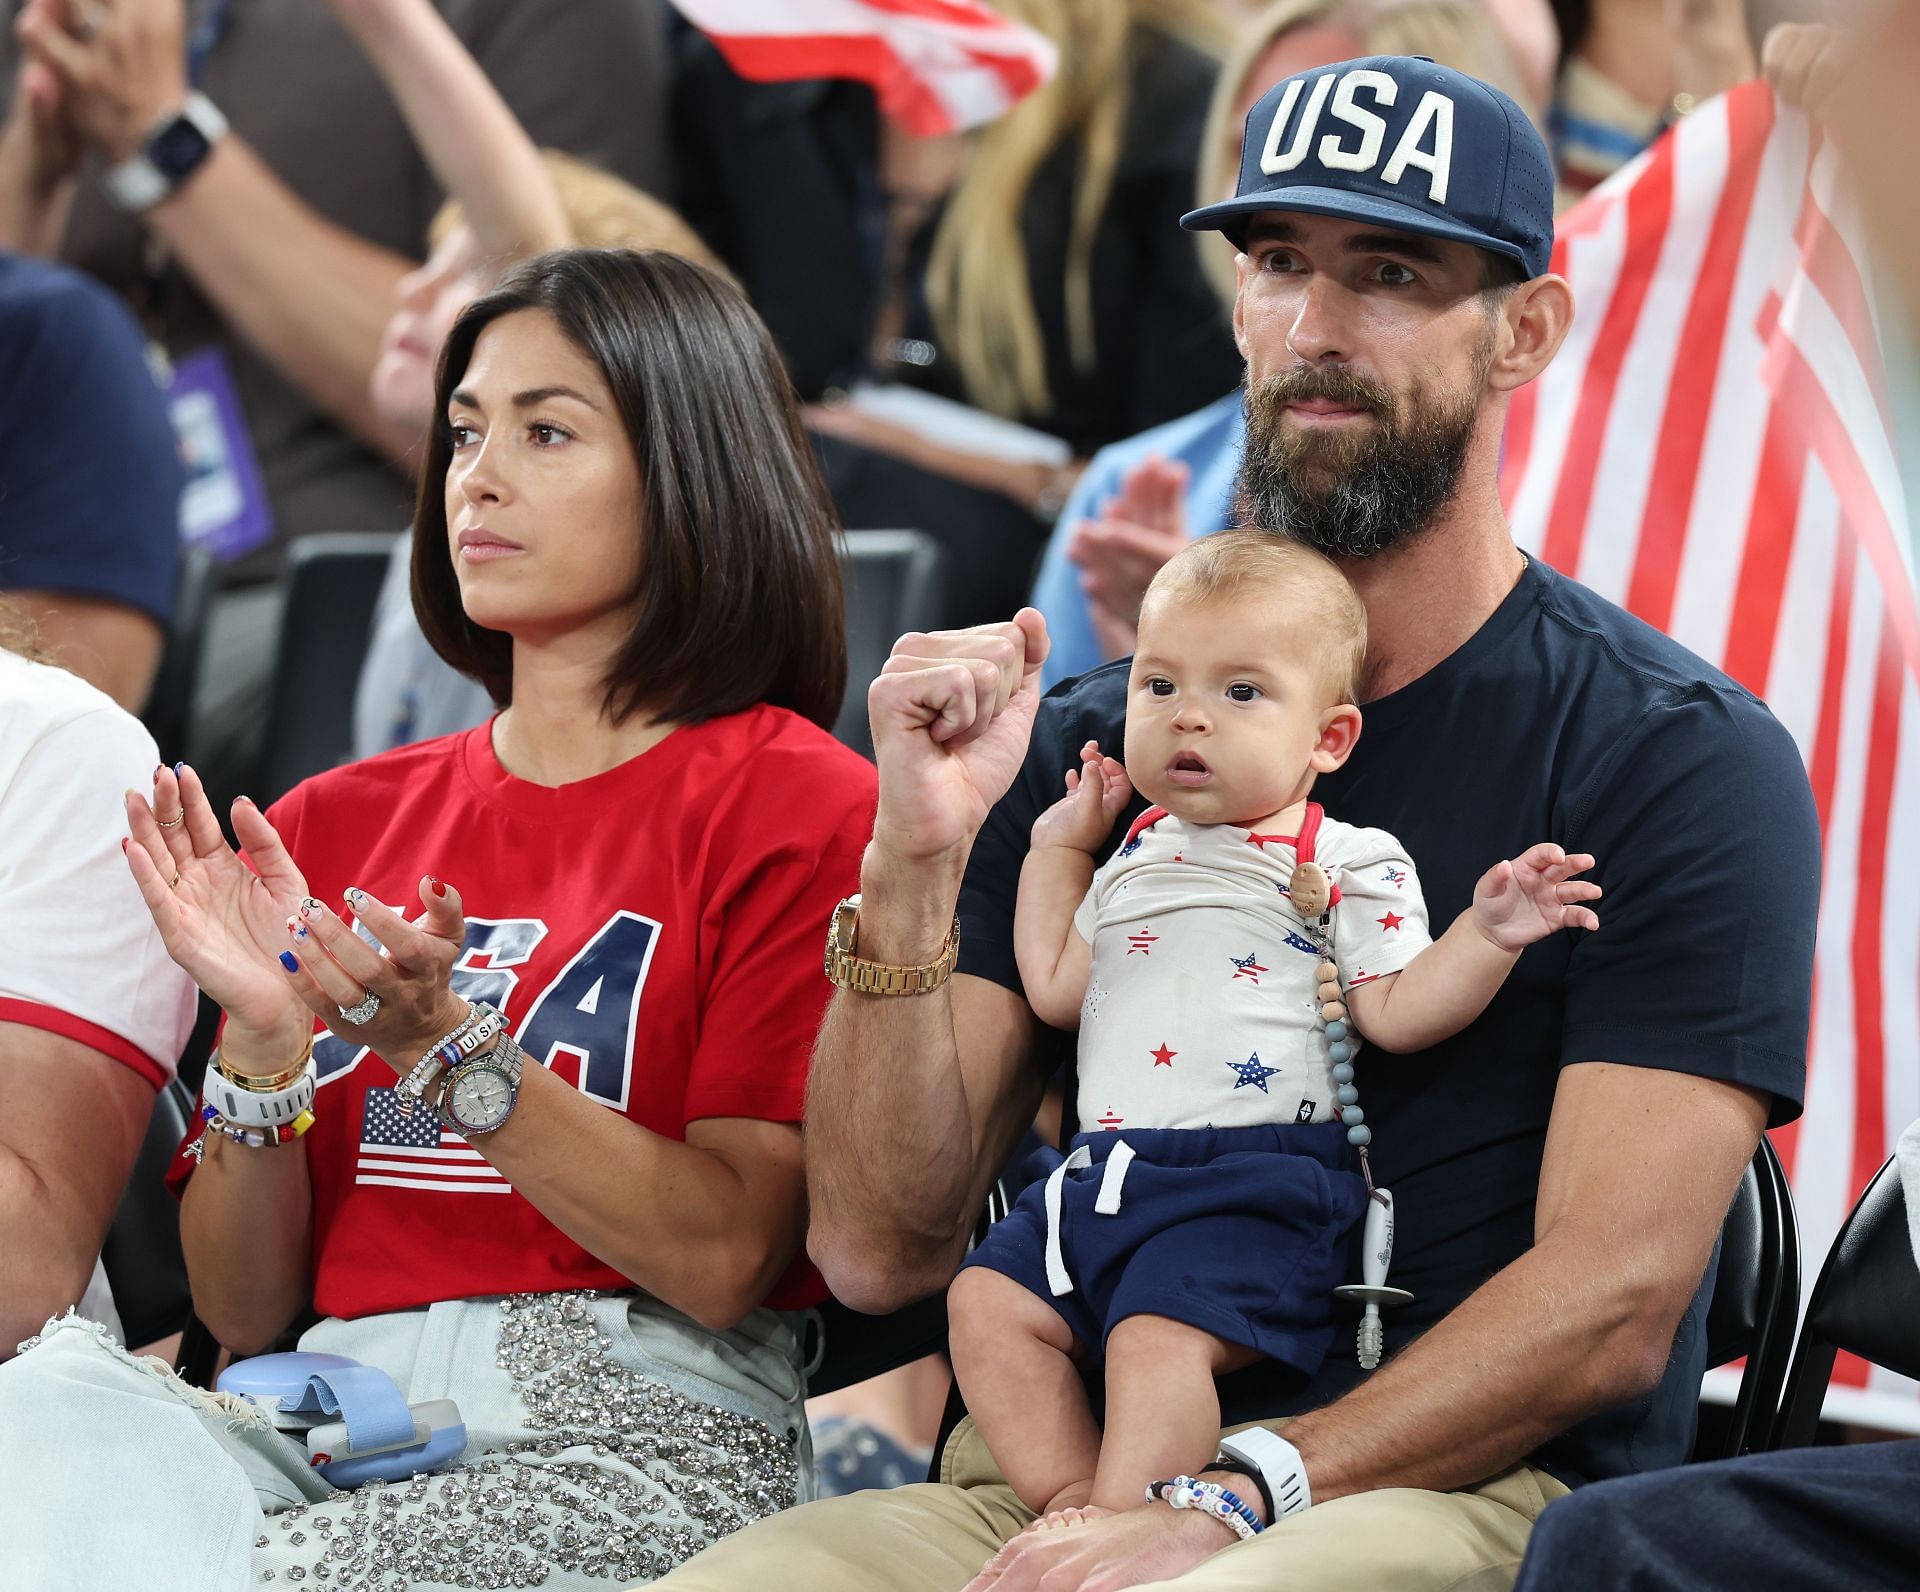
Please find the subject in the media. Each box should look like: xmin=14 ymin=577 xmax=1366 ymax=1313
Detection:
xmin=1182 ymin=55 xmax=1555 ymax=281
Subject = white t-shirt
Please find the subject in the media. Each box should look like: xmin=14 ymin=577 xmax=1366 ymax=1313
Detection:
xmin=1071 ymin=807 xmax=1431 ymax=1132
xmin=0 ymin=651 xmax=198 ymax=1333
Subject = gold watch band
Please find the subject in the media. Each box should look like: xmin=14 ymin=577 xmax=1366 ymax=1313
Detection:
xmin=824 ymin=895 xmax=961 ymax=995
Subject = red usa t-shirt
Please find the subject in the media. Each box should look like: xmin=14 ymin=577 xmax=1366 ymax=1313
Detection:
xmin=170 ymin=705 xmax=875 ymax=1320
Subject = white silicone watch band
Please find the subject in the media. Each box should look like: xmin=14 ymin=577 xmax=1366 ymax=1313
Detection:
xmin=1218 ymin=1428 xmax=1312 ymax=1518
xmin=206 ymin=1064 xmax=316 ymax=1129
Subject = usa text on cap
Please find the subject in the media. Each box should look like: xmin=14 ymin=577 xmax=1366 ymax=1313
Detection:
xmin=1182 ymin=55 xmax=1555 ymax=282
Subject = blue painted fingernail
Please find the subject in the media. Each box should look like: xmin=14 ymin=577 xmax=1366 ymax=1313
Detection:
xmin=173 ymin=761 xmax=185 ymax=776
xmin=278 ymin=951 xmax=300 ymax=972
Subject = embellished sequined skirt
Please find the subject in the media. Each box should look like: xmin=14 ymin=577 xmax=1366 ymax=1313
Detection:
xmin=2 ymin=1292 xmax=811 ymax=1591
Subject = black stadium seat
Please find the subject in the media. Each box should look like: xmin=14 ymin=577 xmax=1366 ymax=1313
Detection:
xmin=1769 ymin=1154 xmax=1920 ymax=1449
xmin=259 ymin=532 xmax=403 ymax=802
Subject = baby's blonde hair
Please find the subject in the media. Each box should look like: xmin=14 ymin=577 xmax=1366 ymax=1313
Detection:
xmin=429 ymin=150 xmax=730 ymax=278
xmin=1145 ymin=530 xmax=1368 ymax=704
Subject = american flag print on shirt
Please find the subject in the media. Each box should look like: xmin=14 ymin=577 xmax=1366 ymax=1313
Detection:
xmin=357 ymin=1088 xmax=511 ymax=1195
xmin=1501 ymin=83 xmax=1919 ymax=1431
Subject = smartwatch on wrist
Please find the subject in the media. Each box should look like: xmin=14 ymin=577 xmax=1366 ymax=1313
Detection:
xmin=103 ymin=92 xmax=228 ymax=212
xmin=1218 ymin=1428 xmax=1311 ymax=1520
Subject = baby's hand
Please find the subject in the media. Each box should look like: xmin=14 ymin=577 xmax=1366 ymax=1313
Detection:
xmin=1472 ymin=843 xmax=1602 ymax=951
xmin=1030 ymin=740 xmax=1132 ymax=854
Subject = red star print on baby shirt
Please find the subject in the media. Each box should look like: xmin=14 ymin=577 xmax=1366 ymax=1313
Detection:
xmin=1149 ymin=1043 xmax=1176 ymax=1067
xmin=1095 ymin=1107 xmax=1125 ymax=1130
xmin=1230 ymin=951 xmax=1268 ymax=984
xmin=1378 ymin=911 xmax=1405 ymax=931
xmin=1127 ymin=926 xmax=1160 ymax=955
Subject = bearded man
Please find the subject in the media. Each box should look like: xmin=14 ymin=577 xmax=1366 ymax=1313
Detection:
xmin=655 ymin=56 xmax=1821 ymax=1592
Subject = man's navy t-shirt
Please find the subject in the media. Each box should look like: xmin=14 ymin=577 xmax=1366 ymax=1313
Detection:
xmin=0 ymin=253 xmax=182 ymax=624
xmin=956 ymin=557 xmax=1819 ymax=1486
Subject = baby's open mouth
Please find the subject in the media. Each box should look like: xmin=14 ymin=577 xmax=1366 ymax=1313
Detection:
xmin=1167 ymin=751 xmax=1212 ymax=784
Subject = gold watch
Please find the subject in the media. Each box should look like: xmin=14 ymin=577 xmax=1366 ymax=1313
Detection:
xmin=824 ymin=894 xmax=961 ymax=995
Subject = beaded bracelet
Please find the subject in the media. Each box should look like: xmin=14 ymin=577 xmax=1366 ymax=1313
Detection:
xmin=395 ymin=1005 xmax=477 ymax=1113
xmin=397 ymin=1003 xmax=506 ymax=1115
xmin=211 ymin=1029 xmax=318 ymax=1094
xmin=1146 ymin=1476 xmax=1264 ymax=1541
xmin=200 ymin=1102 xmax=316 ymax=1149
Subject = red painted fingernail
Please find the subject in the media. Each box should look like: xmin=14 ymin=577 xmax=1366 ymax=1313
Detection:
xmin=120 ymin=838 xmax=129 ymax=853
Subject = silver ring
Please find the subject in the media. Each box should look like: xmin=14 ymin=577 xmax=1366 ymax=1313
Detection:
xmin=336 ymin=992 xmax=381 ymax=1026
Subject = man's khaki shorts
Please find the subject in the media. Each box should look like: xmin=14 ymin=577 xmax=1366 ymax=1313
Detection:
xmin=650 ymin=1416 xmax=1571 ymax=1591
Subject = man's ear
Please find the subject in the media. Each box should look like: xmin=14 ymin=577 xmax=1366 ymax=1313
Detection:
xmin=1309 ymin=703 xmax=1362 ymax=773
xmin=1488 ymin=273 xmax=1574 ymax=394
xmin=1232 ymin=251 xmax=1252 ymax=360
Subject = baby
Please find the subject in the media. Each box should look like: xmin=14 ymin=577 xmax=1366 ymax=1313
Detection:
xmin=947 ymin=530 xmax=1601 ymax=1533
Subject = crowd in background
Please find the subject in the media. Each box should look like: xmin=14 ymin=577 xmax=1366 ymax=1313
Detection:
xmin=1 ymin=0 xmax=1916 ymax=1588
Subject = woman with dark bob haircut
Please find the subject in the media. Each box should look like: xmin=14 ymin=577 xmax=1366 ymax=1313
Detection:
xmin=0 ymin=250 xmax=878 ymax=1590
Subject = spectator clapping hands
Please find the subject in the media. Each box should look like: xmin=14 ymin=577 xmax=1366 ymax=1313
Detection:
xmin=1069 ymin=454 xmax=1190 ymax=664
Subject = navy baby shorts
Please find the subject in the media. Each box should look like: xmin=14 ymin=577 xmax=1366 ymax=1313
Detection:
xmin=960 ymin=1122 xmax=1369 ymax=1376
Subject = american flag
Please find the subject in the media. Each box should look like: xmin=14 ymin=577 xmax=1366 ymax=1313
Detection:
xmin=357 ymin=1088 xmax=512 ymax=1196
xmin=663 ymin=0 xmax=1057 ymax=136
xmin=1501 ymin=82 xmax=1920 ymax=1430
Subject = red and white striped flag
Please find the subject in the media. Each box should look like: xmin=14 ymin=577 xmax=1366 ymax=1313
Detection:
xmin=1501 ymin=81 xmax=1920 ymax=1431
xmin=665 ymin=0 xmax=1058 ymax=136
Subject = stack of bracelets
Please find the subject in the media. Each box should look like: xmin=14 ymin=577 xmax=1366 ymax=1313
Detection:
xmin=395 ymin=1001 xmax=505 ymax=1115
xmin=1146 ymin=1475 xmax=1266 ymax=1541
xmin=196 ymin=1032 xmax=319 ymax=1153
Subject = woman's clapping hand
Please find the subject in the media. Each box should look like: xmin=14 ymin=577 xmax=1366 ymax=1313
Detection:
xmin=278 ymin=877 xmax=471 ymax=1076
xmin=123 ymin=764 xmax=314 ymax=1047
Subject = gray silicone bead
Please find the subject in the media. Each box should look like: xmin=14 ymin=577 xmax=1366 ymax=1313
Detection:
xmin=1328 ymin=1042 xmax=1352 ymax=1064
xmin=1331 ymin=1062 xmax=1355 ymax=1083
xmin=1341 ymin=1105 xmax=1365 ymax=1127
xmin=1325 ymin=1020 xmax=1350 ymax=1042
xmin=1336 ymin=1083 xmax=1359 ymax=1106
xmin=1347 ymin=1124 xmax=1373 ymax=1146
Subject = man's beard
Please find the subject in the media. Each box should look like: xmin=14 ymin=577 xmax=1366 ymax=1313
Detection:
xmin=1236 ymin=357 xmax=1483 ymax=559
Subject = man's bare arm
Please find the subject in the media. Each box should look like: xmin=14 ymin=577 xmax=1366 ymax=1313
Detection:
xmin=1284 ymin=1062 xmax=1768 ymax=1500
xmin=20 ymin=5 xmax=415 ymax=461
xmin=5 ymin=592 xmax=163 ymax=712
xmin=805 ymin=610 xmax=1056 ymax=1312
xmin=141 ymin=138 xmax=413 ymax=460
xmin=807 ymin=962 xmax=1044 ymax=1312
xmin=0 ymin=1023 xmax=151 ymax=1356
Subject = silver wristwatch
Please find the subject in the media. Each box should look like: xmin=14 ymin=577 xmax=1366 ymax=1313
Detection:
xmin=437 ymin=1029 xmax=525 ymax=1137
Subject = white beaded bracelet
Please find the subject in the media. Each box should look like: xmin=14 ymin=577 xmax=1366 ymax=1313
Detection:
xmin=1148 ymin=1476 xmax=1263 ymax=1541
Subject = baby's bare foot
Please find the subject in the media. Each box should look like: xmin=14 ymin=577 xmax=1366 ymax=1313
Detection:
xmin=1023 ymin=1503 xmax=1111 ymax=1535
